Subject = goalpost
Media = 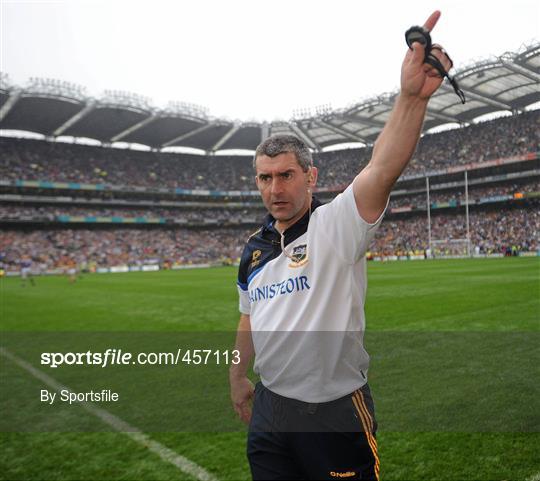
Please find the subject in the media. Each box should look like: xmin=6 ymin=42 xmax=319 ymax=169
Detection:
xmin=426 ymin=171 xmax=472 ymax=258
xmin=430 ymin=238 xmax=471 ymax=258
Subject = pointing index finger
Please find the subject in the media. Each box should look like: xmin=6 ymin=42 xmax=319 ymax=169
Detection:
xmin=423 ymin=10 xmax=441 ymax=32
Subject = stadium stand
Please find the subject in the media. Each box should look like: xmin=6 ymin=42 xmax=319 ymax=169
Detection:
xmin=1 ymin=42 xmax=539 ymax=273
xmin=371 ymin=205 xmax=538 ymax=258
xmin=1 ymin=179 xmax=538 ymax=221
xmin=1 ymin=42 xmax=537 ymax=151
xmin=1 ymin=204 xmax=537 ymax=272
xmin=1 ymin=109 xmax=538 ymax=190
xmin=1 ymin=113 xmax=538 ymax=269
xmin=0 ymin=228 xmax=248 ymax=272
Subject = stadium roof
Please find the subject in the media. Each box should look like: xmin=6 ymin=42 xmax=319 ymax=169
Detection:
xmin=0 ymin=42 xmax=538 ymax=153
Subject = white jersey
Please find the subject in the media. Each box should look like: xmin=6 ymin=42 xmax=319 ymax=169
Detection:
xmin=237 ymin=184 xmax=386 ymax=403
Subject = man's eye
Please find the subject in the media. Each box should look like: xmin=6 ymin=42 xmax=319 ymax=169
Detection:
xmin=281 ymin=173 xmax=292 ymax=180
xmin=259 ymin=175 xmax=270 ymax=182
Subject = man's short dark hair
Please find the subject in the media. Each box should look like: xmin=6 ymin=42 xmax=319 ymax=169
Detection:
xmin=254 ymin=135 xmax=313 ymax=172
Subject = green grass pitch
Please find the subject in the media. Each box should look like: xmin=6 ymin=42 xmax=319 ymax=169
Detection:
xmin=1 ymin=257 xmax=539 ymax=480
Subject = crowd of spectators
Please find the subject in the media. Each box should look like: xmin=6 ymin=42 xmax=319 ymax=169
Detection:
xmin=1 ymin=179 xmax=537 ymax=221
xmin=0 ymin=140 xmax=255 ymax=191
xmin=0 ymin=227 xmax=251 ymax=271
xmin=371 ymin=206 xmax=538 ymax=256
xmin=408 ymin=109 xmax=539 ymax=174
xmin=0 ymin=205 xmax=260 ymax=223
xmin=1 ymin=110 xmax=537 ymax=190
xmin=1 ymin=110 xmax=537 ymax=271
xmin=388 ymin=179 xmax=540 ymax=209
xmin=1 ymin=204 xmax=537 ymax=272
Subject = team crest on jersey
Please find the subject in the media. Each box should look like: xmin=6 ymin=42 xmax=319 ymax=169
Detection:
xmin=288 ymin=244 xmax=308 ymax=268
xmin=251 ymin=249 xmax=262 ymax=268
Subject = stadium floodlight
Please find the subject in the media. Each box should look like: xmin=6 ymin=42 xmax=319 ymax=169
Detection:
xmin=314 ymin=103 xmax=333 ymax=117
xmin=165 ymin=101 xmax=209 ymax=120
xmin=292 ymin=107 xmax=314 ymax=120
xmin=101 ymin=90 xmax=152 ymax=111
xmin=25 ymin=77 xmax=87 ymax=101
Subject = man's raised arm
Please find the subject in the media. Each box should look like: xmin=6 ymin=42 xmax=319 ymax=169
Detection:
xmin=353 ymin=11 xmax=452 ymax=223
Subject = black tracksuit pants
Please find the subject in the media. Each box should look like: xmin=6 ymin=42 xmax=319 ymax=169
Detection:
xmin=247 ymin=382 xmax=379 ymax=480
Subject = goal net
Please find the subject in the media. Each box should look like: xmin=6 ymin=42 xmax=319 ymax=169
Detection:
xmin=430 ymin=238 xmax=471 ymax=258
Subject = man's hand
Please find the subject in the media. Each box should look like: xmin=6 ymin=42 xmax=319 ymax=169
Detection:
xmin=230 ymin=374 xmax=255 ymax=425
xmin=352 ymin=11 xmax=456 ymax=222
xmin=401 ymin=11 xmax=453 ymax=100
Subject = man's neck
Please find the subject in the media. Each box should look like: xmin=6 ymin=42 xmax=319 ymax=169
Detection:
xmin=274 ymin=201 xmax=311 ymax=234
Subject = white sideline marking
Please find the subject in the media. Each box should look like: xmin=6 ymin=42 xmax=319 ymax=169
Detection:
xmin=0 ymin=347 xmax=218 ymax=481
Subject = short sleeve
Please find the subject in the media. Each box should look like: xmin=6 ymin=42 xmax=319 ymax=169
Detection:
xmin=237 ymin=284 xmax=251 ymax=314
xmin=237 ymin=243 xmax=252 ymax=314
xmin=314 ymin=183 xmax=387 ymax=264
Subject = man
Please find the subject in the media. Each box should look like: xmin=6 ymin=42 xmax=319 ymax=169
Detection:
xmin=20 ymin=255 xmax=36 ymax=287
xmin=230 ymin=11 xmax=452 ymax=480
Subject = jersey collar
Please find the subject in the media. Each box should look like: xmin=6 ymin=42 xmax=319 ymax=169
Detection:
xmin=261 ymin=196 xmax=323 ymax=247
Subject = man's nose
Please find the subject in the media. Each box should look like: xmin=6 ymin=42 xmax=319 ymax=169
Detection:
xmin=270 ymin=177 xmax=283 ymax=195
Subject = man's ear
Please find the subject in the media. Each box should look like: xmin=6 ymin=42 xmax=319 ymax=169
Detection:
xmin=307 ymin=166 xmax=318 ymax=186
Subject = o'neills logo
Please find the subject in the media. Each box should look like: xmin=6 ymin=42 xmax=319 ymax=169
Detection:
xmin=329 ymin=471 xmax=356 ymax=478
xmin=288 ymin=243 xmax=308 ymax=267
xmin=251 ymin=249 xmax=262 ymax=268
